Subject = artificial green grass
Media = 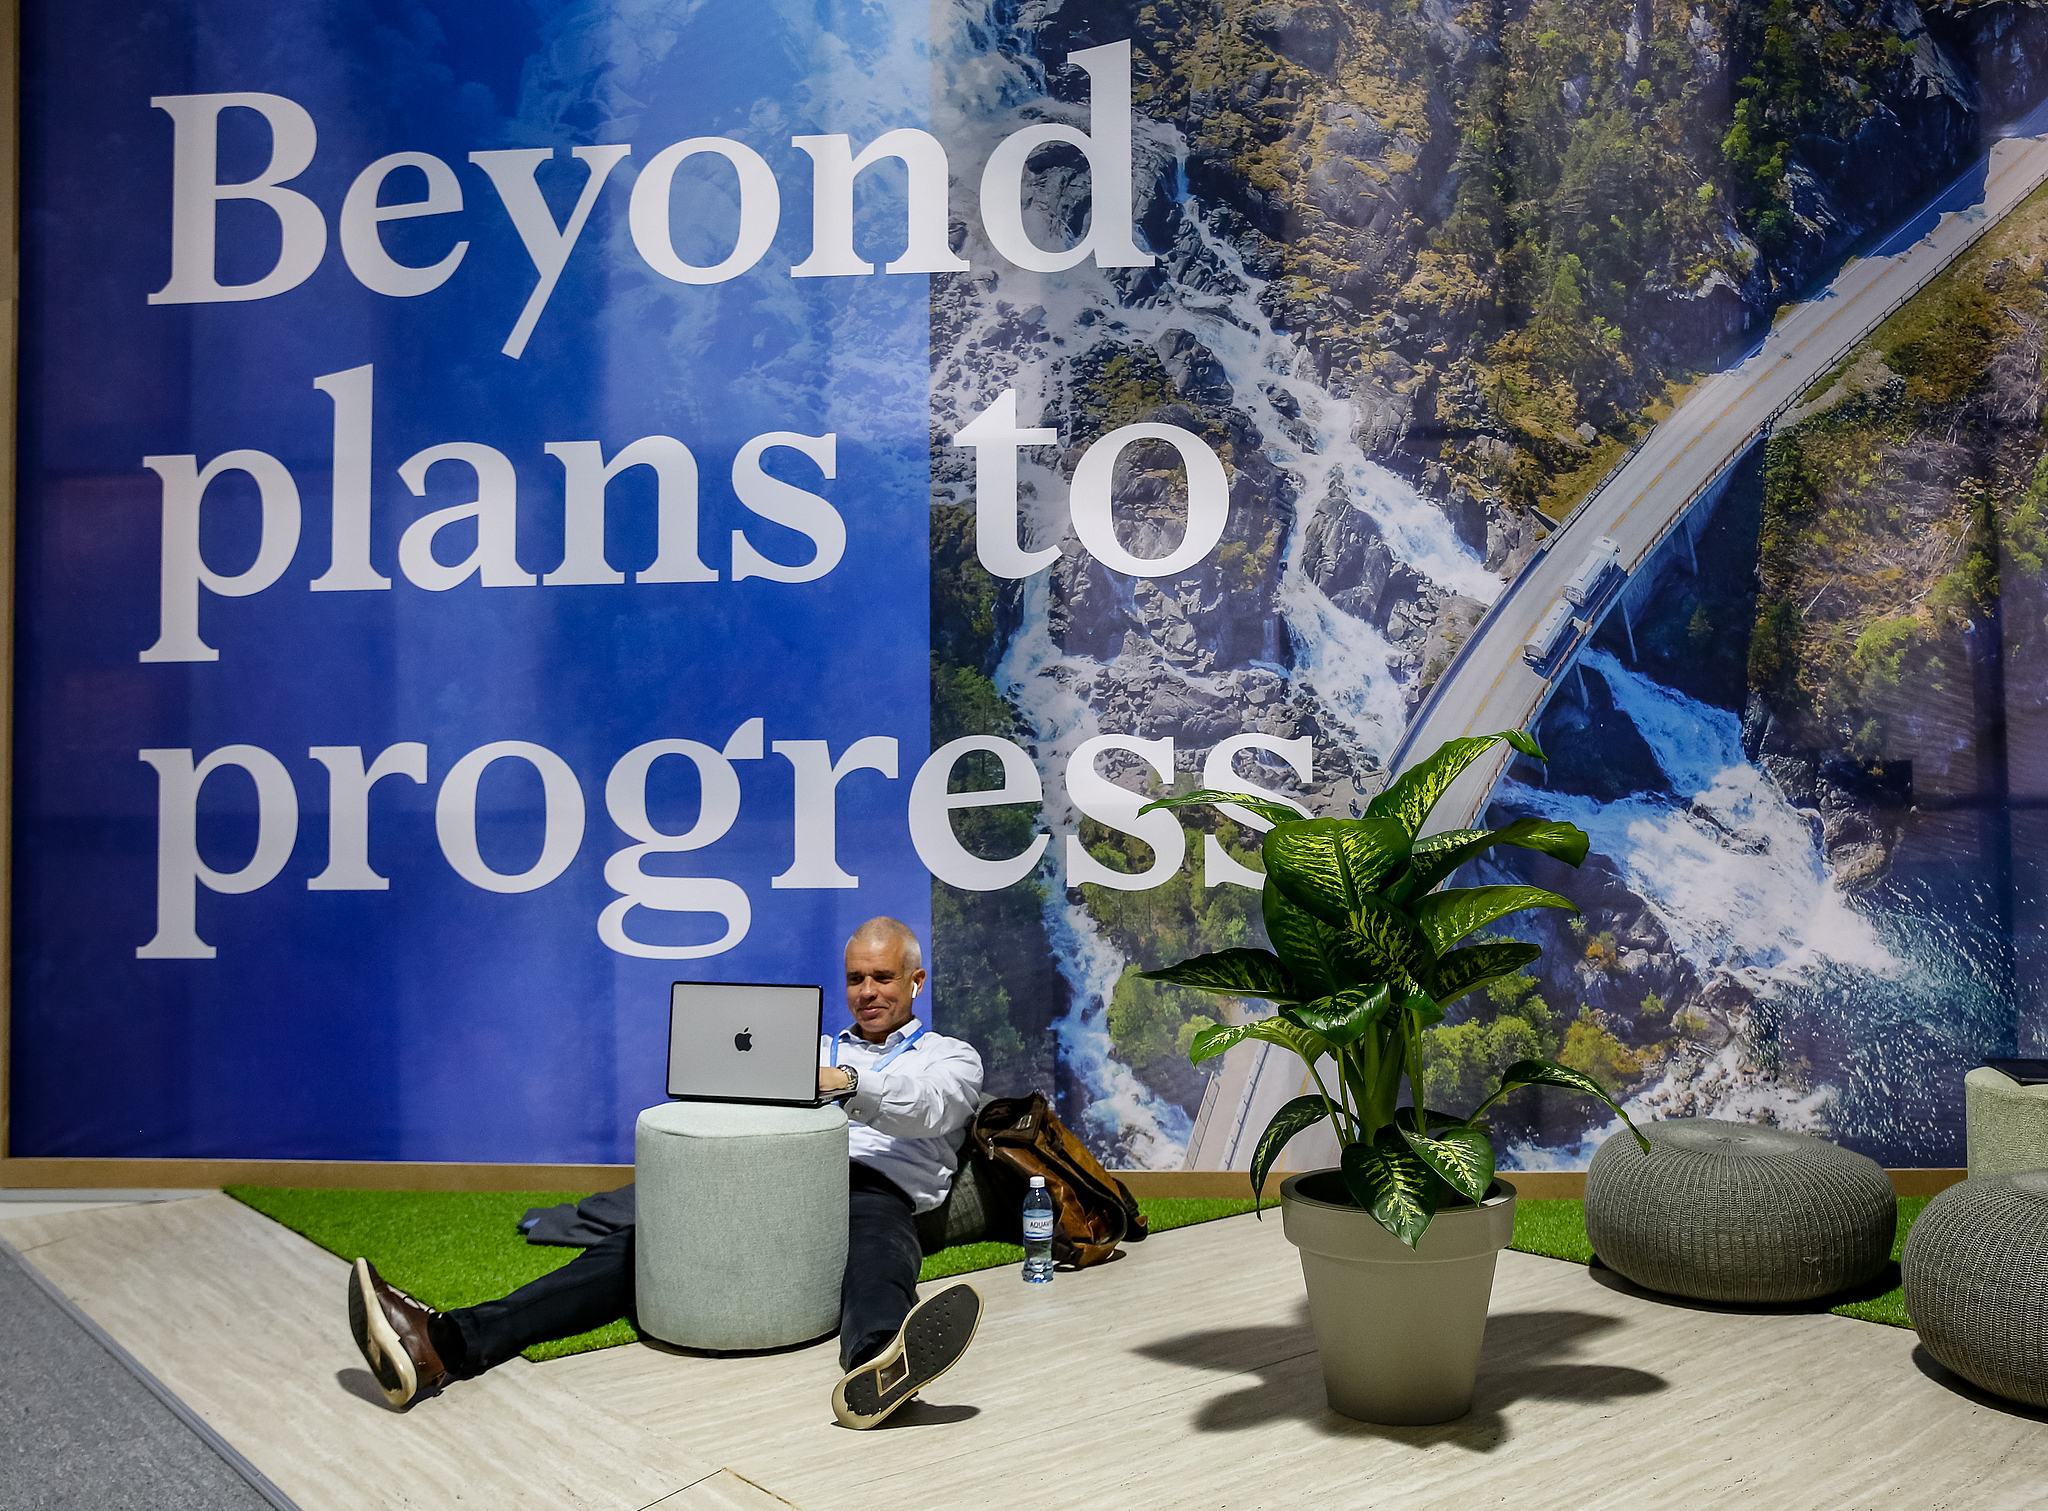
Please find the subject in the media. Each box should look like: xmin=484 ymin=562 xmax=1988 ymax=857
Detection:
xmin=1826 ymin=1197 xmax=1928 ymax=1328
xmin=1508 ymin=1196 xmax=1931 ymax=1328
xmin=228 ymin=1186 xmax=1280 ymax=1361
xmin=918 ymin=1240 xmax=1028 ymax=1281
xmin=1133 ymin=1194 xmax=1282 ymax=1234
xmin=1508 ymin=1196 xmax=1596 ymax=1265
xmin=228 ymin=1186 xmax=638 ymax=1361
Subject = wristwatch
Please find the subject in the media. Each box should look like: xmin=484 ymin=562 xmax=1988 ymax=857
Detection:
xmin=834 ymin=1066 xmax=859 ymax=1104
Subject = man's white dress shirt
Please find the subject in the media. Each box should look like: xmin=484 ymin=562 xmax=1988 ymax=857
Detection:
xmin=820 ymin=1017 xmax=984 ymax=1213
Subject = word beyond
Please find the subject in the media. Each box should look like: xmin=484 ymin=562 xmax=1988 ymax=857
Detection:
xmin=138 ymin=728 xmax=1312 ymax=960
xmin=152 ymin=42 xmax=1150 ymax=358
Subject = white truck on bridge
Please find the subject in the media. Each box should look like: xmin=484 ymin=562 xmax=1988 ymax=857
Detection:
xmin=1522 ymin=599 xmax=1574 ymax=667
xmin=1562 ymin=535 xmax=1622 ymax=607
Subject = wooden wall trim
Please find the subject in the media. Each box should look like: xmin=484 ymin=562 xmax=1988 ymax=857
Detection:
xmin=0 ymin=1158 xmax=637 ymax=1192
xmin=1885 ymin=1168 xmax=1968 ymax=1196
xmin=1 ymin=1158 xmax=1970 ymax=1199
xmin=1123 ymin=1170 xmax=1587 ymax=1199
xmin=1126 ymin=1169 xmax=1972 ymax=1200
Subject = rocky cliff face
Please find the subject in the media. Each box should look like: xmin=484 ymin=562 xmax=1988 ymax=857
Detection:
xmin=1931 ymin=0 xmax=2048 ymax=116
xmin=1742 ymin=695 xmax=1915 ymax=894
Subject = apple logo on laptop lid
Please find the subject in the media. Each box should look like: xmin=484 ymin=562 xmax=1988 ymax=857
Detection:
xmin=734 ymin=1027 xmax=753 ymax=1052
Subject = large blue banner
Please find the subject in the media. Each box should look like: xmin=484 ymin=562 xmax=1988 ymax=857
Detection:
xmin=16 ymin=1 xmax=941 ymax=1161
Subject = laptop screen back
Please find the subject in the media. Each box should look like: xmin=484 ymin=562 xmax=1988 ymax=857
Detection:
xmin=667 ymin=981 xmax=823 ymax=1105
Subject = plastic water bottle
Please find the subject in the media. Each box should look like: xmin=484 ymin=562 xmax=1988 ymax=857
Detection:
xmin=1021 ymin=1175 xmax=1055 ymax=1283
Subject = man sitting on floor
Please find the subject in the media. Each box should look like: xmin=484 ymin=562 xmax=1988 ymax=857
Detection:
xmin=346 ymin=916 xmax=986 ymax=1429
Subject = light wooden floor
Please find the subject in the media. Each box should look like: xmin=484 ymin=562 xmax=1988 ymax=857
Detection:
xmin=6 ymin=1193 xmax=2046 ymax=1510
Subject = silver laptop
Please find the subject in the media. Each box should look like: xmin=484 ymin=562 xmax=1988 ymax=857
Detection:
xmin=666 ymin=980 xmax=827 ymax=1107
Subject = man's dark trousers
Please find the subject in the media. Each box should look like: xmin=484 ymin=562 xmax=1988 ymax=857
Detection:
xmin=443 ymin=1163 xmax=923 ymax=1375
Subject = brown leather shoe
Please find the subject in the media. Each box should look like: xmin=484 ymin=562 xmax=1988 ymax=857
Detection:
xmin=348 ymin=1257 xmax=449 ymax=1407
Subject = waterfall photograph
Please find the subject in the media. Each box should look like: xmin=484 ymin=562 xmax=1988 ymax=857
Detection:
xmin=922 ymin=0 xmax=2048 ymax=1171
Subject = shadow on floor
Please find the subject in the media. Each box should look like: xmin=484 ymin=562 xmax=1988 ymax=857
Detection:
xmin=842 ymin=1400 xmax=982 ymax=1430
xmin=1133 ymin=1304 xmax=1666 ymax=1450
xmin=635 ymin=1329 xmax=840 ymax=1361
xmin=335 ymin=1368 xmax=396 ymax=1411
xmin=1910 ymin=1346 xmax=2048 ymax=1422
xmin=1585 ymin=1257 xmax=1902 ymax=1314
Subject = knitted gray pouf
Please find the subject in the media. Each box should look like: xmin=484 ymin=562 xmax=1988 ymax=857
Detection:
xmin=634 ymin=1101 xmax=848 ymax=1350
xmin=1964 ymin=1067 xmax=2048 ymax=1178
xmin=1902 ymin=1169 xmax=2048 ymax=1409
xmin=1584 ymin=1118 xmax=1895 ymax=1302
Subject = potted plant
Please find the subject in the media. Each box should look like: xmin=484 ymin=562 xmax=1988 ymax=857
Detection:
xmin=1139 ymin=730 xmax=1648 ymax=1424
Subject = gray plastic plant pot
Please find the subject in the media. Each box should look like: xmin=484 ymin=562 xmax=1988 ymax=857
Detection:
xmin=1279 ymin=1172 xmax=1518 ymax=1424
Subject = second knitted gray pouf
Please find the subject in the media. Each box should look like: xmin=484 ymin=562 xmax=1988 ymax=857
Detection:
xmin=1902 ymin=1169 xmax=2048 ymax=1409
xmin=1584 ymin=1118 xmax=1895 ymax=1302
xmin=1964 ymin=1067 xmax=2048 ymax=1177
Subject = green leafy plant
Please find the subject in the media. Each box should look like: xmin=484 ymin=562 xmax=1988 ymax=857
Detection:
xmin=1137 ymin=732 xmax=1649 ymax=1247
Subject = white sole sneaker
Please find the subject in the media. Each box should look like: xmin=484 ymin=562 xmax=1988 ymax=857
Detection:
xmin=831 ymin=1282 xmax=983 ymax=1429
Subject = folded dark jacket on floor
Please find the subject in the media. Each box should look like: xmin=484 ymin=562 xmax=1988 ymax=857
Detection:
xmin=520 ymin=1184 xmax=637 ymax=1246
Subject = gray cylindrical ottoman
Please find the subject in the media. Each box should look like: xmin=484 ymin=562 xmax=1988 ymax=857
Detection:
xmin=1584 ymin=1118 xmax=1895 ymax=1302
xmin=1964 ymin=1067 xmax=2048 ymax=1178
xmin=1903 ymin=1169 xmax=2048 ymax=1409
xmin=634 ymin=1101 xmax=848 ymax=1350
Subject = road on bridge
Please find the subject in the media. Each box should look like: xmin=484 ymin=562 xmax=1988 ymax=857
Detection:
xmin=1184 ymin=112 xmax=2048 ymax=1173
xmin=1393 ymin=123 xmax=2048 ymax=837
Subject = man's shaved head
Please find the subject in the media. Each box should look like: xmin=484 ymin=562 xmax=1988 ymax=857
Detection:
xmin=844 ymin=917 xmax=927 ymax=1043
xmin=846 ymin=916 xmax=923 ymax=973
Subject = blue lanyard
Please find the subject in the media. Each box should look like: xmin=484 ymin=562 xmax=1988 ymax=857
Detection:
xmin=830 ymin=1021 xmax=927 ymax=1070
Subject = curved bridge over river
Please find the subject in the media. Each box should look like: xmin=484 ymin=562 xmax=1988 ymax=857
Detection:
xmin=1392 ymin=109 xmax=2048 ymax=837
xmin=1184 ymin=107 xmax=2048 ymax=1173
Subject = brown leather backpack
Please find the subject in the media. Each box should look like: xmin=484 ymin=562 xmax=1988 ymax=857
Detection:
xmin=971 ymin=1093 xmax=1149 ymax=1267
